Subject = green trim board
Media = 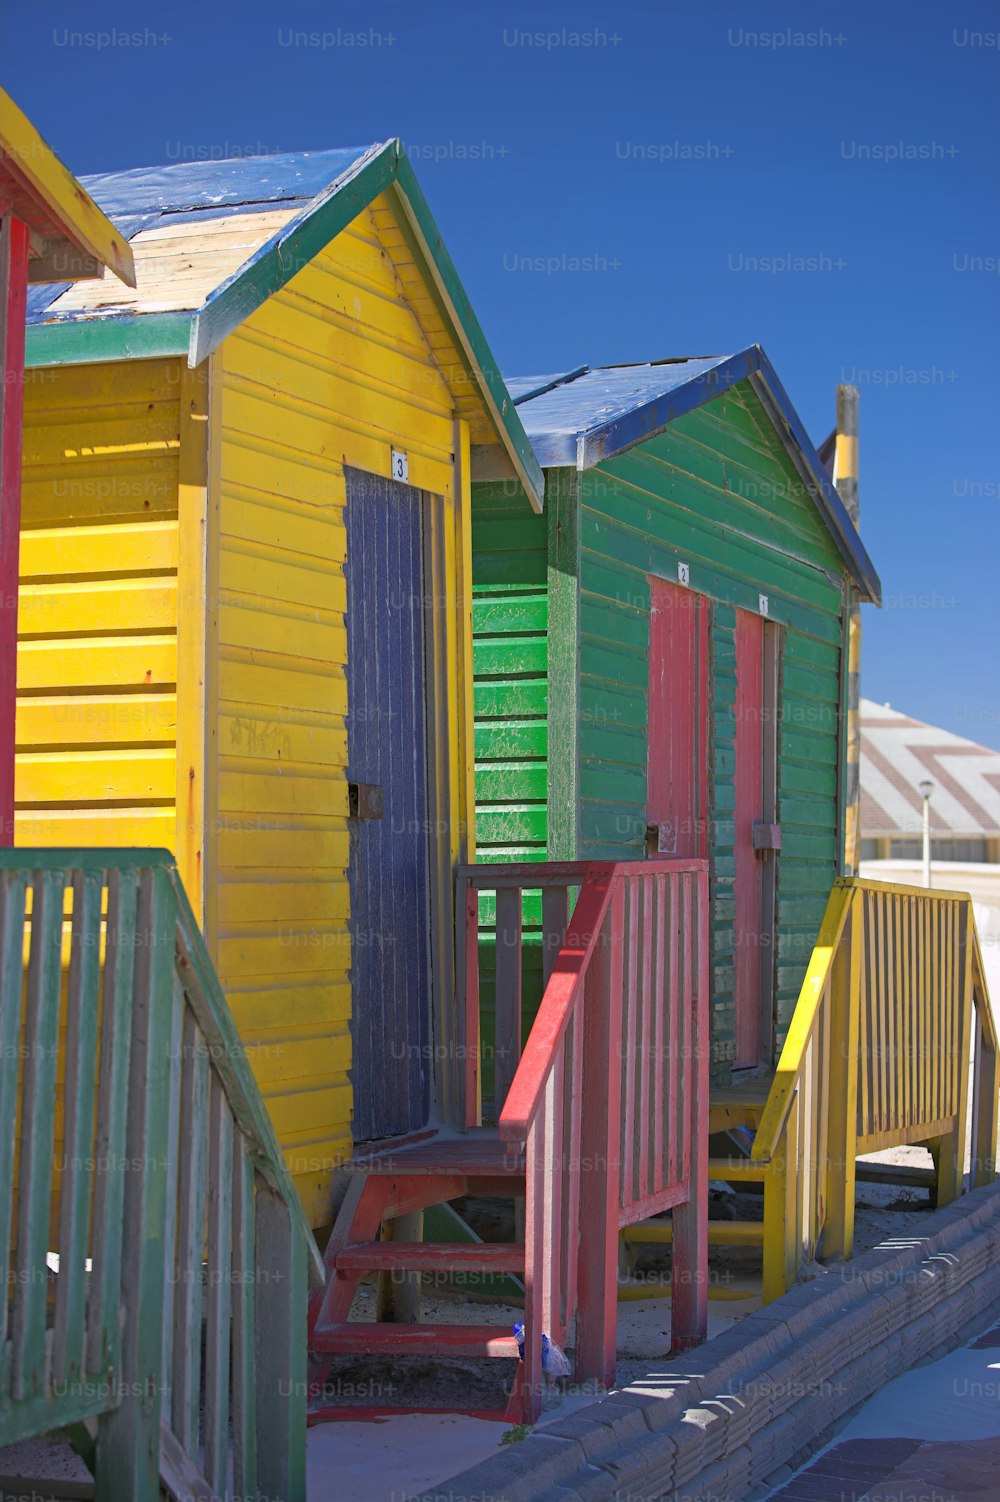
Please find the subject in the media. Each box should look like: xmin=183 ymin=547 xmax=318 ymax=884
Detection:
xmin=188 ymin=141 xmax=397 ymax=369
xmin=24 ymin=311 xmax=191 ymax=367
xmin=546 ymin=467 xmax=580 ymax=862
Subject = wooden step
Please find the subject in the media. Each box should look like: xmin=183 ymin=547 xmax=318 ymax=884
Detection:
xmin=311 ymin=1322 xmax=520 ymax=1358
xmin=336 ymin=1242 xmax=524 ymax=1273
xmin=708 ymin=1156 xmax=768 ymax=1182
xmin=352 ymin=1134 xmax=525 ymax=1179
xmin=709 ymin=1077 xmax=772 ymax=1133
xmin=624 ymin=1219 xmax=764 ymax=1248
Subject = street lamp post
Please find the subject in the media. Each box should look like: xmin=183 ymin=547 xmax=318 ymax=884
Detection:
xmin=919 ymin=779 xmax=934 ymax=888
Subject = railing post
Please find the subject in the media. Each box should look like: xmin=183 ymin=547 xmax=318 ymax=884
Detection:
xmin=575 ymin=880 xmax=624 ymax=1390
xmin=670 ymin=870 xmax=708 ymax=1349
xmin=494 ymin=885 xmax=523 ymax=1114
xmin=460 ymin=876 xmax=480 ymax=1128
xmin=762 ymin=1105 xmax=799 ymax=1305
xmin=95 ymin=868 xmax=174 ymax=1502
xmin=970 ymin=941 xmax=999 ymax=1187
xmin=255 ymin=1186 xmax=308 ymax=1502
xmin=937 ymin=902 xmax=974 ymax=1205
xmin=824 ymin=895 xmax=860 ymax=1262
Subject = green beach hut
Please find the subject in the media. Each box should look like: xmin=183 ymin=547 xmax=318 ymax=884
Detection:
xmin=470 ymin=347 xmax=881 ymax=1097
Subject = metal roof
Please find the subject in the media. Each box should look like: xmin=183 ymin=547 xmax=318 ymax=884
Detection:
xmin=508 ymin=346 xmax=881 ymax=603
xmin=24 ymin=144 xmax=382 ymax=326
xmin=861 ymin=698 xmax=1000 ymax=839
xmin=21 ymin=140 xmax=543 ymax=511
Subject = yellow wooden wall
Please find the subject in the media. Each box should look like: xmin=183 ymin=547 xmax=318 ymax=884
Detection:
xmin=16 ymin=358 xmax=188 ymax=854
xmin=16 ymin=197 xmax=484 ymax=1228
xmin=209 ymin=196 xmax=476 ymax=1224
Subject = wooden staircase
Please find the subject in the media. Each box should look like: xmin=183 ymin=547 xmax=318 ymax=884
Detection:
xmin=0 ymin=851 xmax=321 ymax=1501
xmin=624 ymin=1077 xmax=780 ymax=1294
xmin=308 ymin=857 xmax=711 ymax=1424
xmin=627 ymin=880 xmax=1000 ymax=1309
xmin=308 ymin=1132 xmax=527 ymax=1418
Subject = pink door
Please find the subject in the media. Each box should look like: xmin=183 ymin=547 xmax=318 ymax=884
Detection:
xmin=734 ymin=610 xmax=764 ymax=1067
xmin=647 ymin=578 xmax=709 ymax=859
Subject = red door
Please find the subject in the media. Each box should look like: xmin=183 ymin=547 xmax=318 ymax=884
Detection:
xmin=647 ymin=578 xmax=709 ymax=858
xmin=734 ymin=610 xmax=764 ymax=1067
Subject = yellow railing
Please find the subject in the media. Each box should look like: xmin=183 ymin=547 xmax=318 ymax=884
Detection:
xmin=751 ymin=878 xmax=997 ymax=1302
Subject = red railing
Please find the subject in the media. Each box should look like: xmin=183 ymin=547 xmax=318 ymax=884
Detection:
xmin=458 ymin=859 xmax=708 ymax=1415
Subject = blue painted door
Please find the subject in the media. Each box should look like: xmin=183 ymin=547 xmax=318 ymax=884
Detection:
xmin=344 ymin=468 xmax=432 ymax=1140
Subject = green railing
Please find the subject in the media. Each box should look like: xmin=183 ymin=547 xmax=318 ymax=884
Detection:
xmin=0 ymin=849 xmax=323 ymax=1501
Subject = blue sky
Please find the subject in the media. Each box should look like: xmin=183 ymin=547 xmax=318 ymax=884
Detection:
xmin=5 ymin=1 xmax=998 ymax=746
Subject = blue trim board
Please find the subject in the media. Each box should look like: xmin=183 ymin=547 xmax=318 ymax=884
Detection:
xmin=510 ymin=346 xmax=880 ymax=604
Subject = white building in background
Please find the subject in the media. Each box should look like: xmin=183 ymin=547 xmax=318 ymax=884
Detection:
xmin=859 ymin=697 xmax=1000 ymax=997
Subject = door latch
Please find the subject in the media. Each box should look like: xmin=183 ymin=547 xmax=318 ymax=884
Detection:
xmin=752 ymin=822 xmax=781 ymax=853
xmin=348 ymin=782 xmax=384 ymax=820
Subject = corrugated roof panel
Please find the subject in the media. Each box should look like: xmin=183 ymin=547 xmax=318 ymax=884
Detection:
xmin=78 ymin=146 xmax=375 ymax=217
xmin=505 ymin=368 xmax=589 ymax=404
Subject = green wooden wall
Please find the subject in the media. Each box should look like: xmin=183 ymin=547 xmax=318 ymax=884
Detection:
xmin=469 ymin=478 xmax=548 ymax=1105
xmin=471 ymin=379 xmax=848 ymax=1085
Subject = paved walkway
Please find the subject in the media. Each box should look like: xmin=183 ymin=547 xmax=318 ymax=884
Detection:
xmin=765 ymin=1320 xmax=1000 ymax=1502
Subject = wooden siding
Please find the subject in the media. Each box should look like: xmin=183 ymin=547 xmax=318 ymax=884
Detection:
xmin=471 ymin=479 xmax=549 ymax=863
xmin=210 ymin=199 xmax=477 ymax=1222
xmin=16 ymin=357 xmax=183 ymax=852
xmin=576 ymin=382 xmax=846 ymax=1076
xmin=46 ymin=209 xmax=296 ymax=319
xmin=469 ymin=478 xmax=549 ymax=1103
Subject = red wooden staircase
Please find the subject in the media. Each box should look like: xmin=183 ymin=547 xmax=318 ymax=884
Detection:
xmin=309 ymin=1133 xmax=525 ymax=1406
xmin=308 ymin=859 xmax=710 ymax=1423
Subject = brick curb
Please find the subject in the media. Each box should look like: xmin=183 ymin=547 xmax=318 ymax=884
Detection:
xmin=417 ymin=1180 xmax=1000 ymax=1502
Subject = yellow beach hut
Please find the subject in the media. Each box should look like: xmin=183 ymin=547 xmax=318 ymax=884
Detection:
xmin=20 ymin=141 xmax=543 ymax=1224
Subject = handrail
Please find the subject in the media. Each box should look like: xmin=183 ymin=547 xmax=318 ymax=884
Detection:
xmin=751 ymin=876 xmax=998 ymax=1164
xmin=748 ymin=875 xmax=999 ymax=1302
xmin=1 ymin=849 xmax=322 ymax=1498
xmin=459 ymin=855 xmax=710 ymax=1409
xmin=498 ymin=870 xmax=614 ymax=1140
xmin=972 ymin=925 xmax=998 ymax=1051
xmin=752 ymin=881 xmax=853 ymax=1162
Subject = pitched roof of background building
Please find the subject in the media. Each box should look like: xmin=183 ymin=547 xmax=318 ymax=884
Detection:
xmin=861 ymin=698 xmax=1000 ymax=838
xmin=507 ymin=348 xmax=880 ymax=603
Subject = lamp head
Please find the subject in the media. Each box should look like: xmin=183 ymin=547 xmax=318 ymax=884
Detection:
xmin=919 ymin=779 xmax=934 ymax=801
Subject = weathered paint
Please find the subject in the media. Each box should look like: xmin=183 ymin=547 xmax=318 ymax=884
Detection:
xmin=17 ymin=357 xmax=184 ymax=852
xmin=343 ymin=468 xmax=431 ymax=1139
xmin=472 ymin=379 xmax=848 ymax=1081
xmin=17 ymin=192 xmax=487 ymax=1224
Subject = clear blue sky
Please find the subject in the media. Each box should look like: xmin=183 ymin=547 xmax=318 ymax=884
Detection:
xmin=5 ymin=1 xmax=998 ymax=746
